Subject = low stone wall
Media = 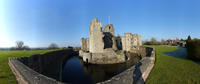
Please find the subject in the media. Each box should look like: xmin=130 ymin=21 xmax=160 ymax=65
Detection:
xmin=8 ymin=58 xmax=65 ymax=84
xmin=98 ymin=47 xmax=155 ymax=84
xmin=8 ymin=49 xmax=78 ymax=84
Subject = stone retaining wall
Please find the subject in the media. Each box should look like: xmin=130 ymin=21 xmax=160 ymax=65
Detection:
xmin=8 ymin=49 xmax=77 ymax=84
xmin=98 ymin=47 xmax=155 ymax=84
xmin=8 ymin=58 xmax=65 ymax=84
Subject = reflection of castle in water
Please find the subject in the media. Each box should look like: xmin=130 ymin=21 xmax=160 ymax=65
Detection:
xmin=79 ymin=53 xmax=140 ymax=83
xmin=79 ymin=18 xmax=142 ymax=64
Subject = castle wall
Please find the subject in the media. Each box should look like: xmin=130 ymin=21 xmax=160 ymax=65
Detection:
xmin=89 ymin=18 xmax=104 ymax=53
xmin=121 ymin=33 xmax=142 ymax=51
xmin=103 ymin=24 xmax=117 ymax=50
xmin=116 ymin=36 xmax=122 ymax=50
xmin=81 ymin=38 xmax=89 ymax=51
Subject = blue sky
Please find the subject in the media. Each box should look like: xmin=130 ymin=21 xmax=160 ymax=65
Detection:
xmin=0 ymin=0 xmax=200 ymax=48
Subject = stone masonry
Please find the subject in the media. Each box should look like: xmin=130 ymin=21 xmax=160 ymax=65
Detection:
xmin=79 ymin=18 xmax=142 ymax=64
xmin=81 ymin=38 xmax=89 ymax=51
xmin=121 ymin=33 xmax=142 ymax=51
xmin=89 ymin=18 xmax=104 ymax=53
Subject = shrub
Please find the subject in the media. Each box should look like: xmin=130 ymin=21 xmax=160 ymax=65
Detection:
xmin=186 ymin=39 xmax=200 ymax=60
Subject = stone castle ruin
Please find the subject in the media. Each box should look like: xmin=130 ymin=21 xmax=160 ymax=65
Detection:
xmin=79 ymin=18 xmax=142 ymax=64
xmin=8 ymin=18 xmax=155 ymax=84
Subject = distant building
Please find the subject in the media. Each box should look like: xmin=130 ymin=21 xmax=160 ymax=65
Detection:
xmin=176 ymin=41 xmax=186 ymax=47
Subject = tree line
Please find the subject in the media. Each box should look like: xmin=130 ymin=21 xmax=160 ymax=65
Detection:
xmin=186 ymin=35 xmax=200 ymax=61
xmin=10 ymin=41 xmax=74 ymax=50
xmin=143 ymin=37 xmax=185 ymax=45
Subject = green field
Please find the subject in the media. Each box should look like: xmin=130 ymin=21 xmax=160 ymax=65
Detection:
xmin=146 ymin=45 xmax=200 ymax=84
xmin=0 ymin=50 xmax=56 ymax=84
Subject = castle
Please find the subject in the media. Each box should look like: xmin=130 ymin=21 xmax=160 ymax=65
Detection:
xmin=79 ymin=18 xmax=142 ymax=64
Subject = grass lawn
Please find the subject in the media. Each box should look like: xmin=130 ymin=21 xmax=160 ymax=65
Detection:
xmin=0 ymin=50 xmax=56 ymax=84
xmin=146 ymin=45 xmax=200 ymax=84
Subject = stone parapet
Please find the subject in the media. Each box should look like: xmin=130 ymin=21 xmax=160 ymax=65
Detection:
xmin=98 ymin=47 xmax=155 ymax=84
xmin=8 ymin=58 xmax=65 ymax=84
xmin=8 ymin=49 xmax=77 ymax=84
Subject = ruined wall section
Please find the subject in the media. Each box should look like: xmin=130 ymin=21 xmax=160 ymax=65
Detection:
xmin=103 ymin=24 xmax=117 ymax=50
xmin=81 ymin=38 xmax=89 ymax=51
xmin=137 ymin=35 xmax=142 ymax=46
xmin=121 ymin=33 xmax=142 ymax=51
xmin=116 ymin=36 xmax=122 ymax=50
xmin=89 ymin=18 xmax=104 ymax=53
xmin=121 ymin=33 xmax=132 ymax=51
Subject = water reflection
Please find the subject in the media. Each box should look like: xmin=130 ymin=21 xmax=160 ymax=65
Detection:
xmin=62 ymin=56 xmax=138 ymax=84
xmin=164 ymin=47 xmax=200 ymax=65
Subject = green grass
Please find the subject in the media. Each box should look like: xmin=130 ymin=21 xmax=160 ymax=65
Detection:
xmin=146 ymin=45 xmax=200 ymax=84
xmin=116 ymin=50 xmax=123 ymax=55
xmin=0 ymin=50 xmax=56 ymax=84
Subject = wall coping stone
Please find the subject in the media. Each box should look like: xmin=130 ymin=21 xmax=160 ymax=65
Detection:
xmin=8 ymin=58 xmax=66 ymax=84
xmin=98 ymin=47 xmax=155 ymax=84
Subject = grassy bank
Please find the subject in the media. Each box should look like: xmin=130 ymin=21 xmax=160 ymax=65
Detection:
xmin=0 ymin=50 xmax=56 ymax=84
xmin=146 ymin=45 xmax=200 ymax=84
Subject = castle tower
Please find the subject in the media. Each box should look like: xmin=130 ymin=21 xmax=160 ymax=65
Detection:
xmin=104 ymin=24 xmax=117 ymax=50
xmin=89 ymin=18 xmax=104 ymax=53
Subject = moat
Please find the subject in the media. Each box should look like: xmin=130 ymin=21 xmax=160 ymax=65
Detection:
xmin=62 ymin=56 xmax=139 ymax=84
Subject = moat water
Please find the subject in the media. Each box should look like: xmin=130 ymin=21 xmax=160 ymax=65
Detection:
xmin=61 ymin=56 xmax=138 ymax=84
xmin=164 ymin=47 xmax=200 ymax=65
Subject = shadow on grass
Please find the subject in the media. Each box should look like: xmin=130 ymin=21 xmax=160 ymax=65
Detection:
xmin=133 ymin=62 xmax=144 ymax=84
xmin=0 ymin=76 xmax=7 ymax=78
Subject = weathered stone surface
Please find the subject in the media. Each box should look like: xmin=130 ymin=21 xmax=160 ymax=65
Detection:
xmin=116 ymin=35 xmax=122 ymax=50
xmin=80 ymin=18 xmax=143 ymax=64
xmin=9 ymin=58 xmax=65 ymax=84
xmin=121 ymin=33 xmax=142 ymax=51
xmin=98 ymin=47 xmax=155 ymax=84
xmin=104 ymin=24 xmax=117 ymax=50
xmin=80 ymin=18 xmax=125 ymax=64
xmin=89 ymin=18 xmax=104 ymax=53
xmin=9 ymin=49 xmax=78 ymax=84
xmin=82 ymin=52 xmax=92 ymax=63
xmin=19 ymin=49 xmax=77 ymax=81
xmin=104 ymin=24 xmax=114 ymax=35
xmin=81 ymin=48 xmax=126 ymax=64
xmin=81 ymin=38 xmax=89 ymax=51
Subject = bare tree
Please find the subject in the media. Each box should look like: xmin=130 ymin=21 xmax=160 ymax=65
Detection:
xmin=16 ymin=41 xmax=24 ymax=50
xmin=13 ymin=41 xmax=30 ymax=50
xmin=48 ymin=43 xmax=59 ymax=49
xmin=151 ymin=37 xmax=157 ymax=44
xmin=161 ymin=39 xmax=165 ymax=45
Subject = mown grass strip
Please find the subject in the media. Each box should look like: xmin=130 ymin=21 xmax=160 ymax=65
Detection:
xmin=146 ymin=46 xmax=200 ymax=84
